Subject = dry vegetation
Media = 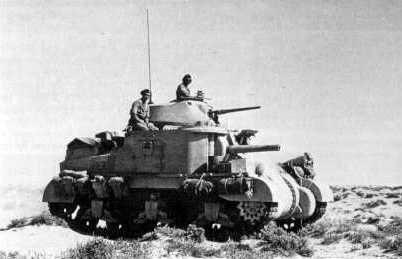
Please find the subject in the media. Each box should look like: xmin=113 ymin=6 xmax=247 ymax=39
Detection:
xmin=59 ymin=224 xmax=313 ymax=259
xmin=2 ymin=211 xmax=67 ymax=231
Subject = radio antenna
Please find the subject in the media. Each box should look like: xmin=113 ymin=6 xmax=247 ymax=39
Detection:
xmin=146 ymin=9 xmax=153 ymax=103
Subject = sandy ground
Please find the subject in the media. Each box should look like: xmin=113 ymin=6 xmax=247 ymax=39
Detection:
xmin=0 ymin=225 xmax=92 ymax=258
xmin=0 ymin=185 xmax=401 ymax=258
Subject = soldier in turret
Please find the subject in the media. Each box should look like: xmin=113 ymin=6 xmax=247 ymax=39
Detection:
xmin=127 ymin=89 xmax=158 ymax=131
xmin=176 ymin=74 xmax=192 ymax=100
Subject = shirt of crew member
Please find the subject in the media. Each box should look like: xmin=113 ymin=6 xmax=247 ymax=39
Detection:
xmin=130 ymin=98 xmax=150 ymax=123
xmin=176 ymin=84 xmax=190 ymax=100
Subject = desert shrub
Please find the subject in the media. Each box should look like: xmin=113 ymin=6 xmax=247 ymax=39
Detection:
xmin=379 ymin=234 xmax=402 ymax=256
xmin=30 ymin=212 xmax=67 ymax=227
xmin=159 ymin=225 xmax=214 ymax=257
xmin=62 ymin=239 xmax=150 ymax=259
xmin=393 ymin=199 xmax=402 ymax=206
xmin=165 ymin=239 xmax=220 ymax=257
xmin=341 ymin=192 xmax=351 ymax=199
xmin=304 ymin=217 xmax=384 ymax=246
xmin=6 ymin=212 xmax=67 ymax=230
xmin=349 ymin=245 xmax=360 ymax=252
xmin=364 ymin=193 xmax=374 ymax=198
xmin=225 ymin=250 xmax=272 ymax=259
xmin=154 ymin=225 xmax=186 ymax=238
xmin=361 ymin=240 xmax=372 ymax=249
xmin=6 ymin=218 xmax=28 ymax=229
xmin=321 ymin=232 xmax=343 ymax=245
xmin=0 ymin=251 xmax=45 ymax=259
xmin=184 ymin=224 xmax=205 ymax=243
xmin=333 ymin=194 xmax=342 ymax=202
xmin=362 ymin=199 xmax=386 ymax=209
xmin=257 ymin=223 xmax=313 ymax=257
xmin=352 ymin=216 xmax=363 ymax=224
xmin=63 ymin=239 xmax=113 ymax=259
xmin=0 ymin=251 xmax=32 ymax=259
xmin=355 ymin=191 xmax=375 ymax=198
xmin=330 ymin=185 xmax=347 ymax=194
xmin=302 ymin=217 xmax=352 ymax=239
xmin=366 ymin=186 xmax=389 ymax=192
xmin=139 ymin=231 xmax=158 ymax=241
xmin=154 ymin=224 xmax=205 ymax=243
xmin=364 ymin=216 xmax=380 ymax=224
xmin=345 ymin=230 xmax=370 ymax=244
xmin=378 ymin=217 xmax=402 ymax=235
xmin=302 ymin=220 xmax=330 ymax=238
xmin=332 ymin=221 xmax=352 ymax=234
xmin=385 ymin=193 xmax=399 ymax=199
xmin=111 ymin=240 xmax=149 ymax=259
xmin=356 ymin=191 xmax=365 ymax=198
xmin=222 ymin=243 xmax=274 ymax=259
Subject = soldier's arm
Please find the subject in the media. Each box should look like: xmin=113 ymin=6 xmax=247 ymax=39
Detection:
xmin=131 ymin=102 xmax=145 ymax=123
xmin=178 ymin=85 xmax=190 ymax=97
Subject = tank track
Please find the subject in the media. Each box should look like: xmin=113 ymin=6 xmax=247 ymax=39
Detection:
xmin=47 ymin=199 xmax=278 ymax=240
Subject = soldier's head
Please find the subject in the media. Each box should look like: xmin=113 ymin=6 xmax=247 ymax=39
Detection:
xmin=182 ymin=74 xmax=192 ymax=86
xmin=140 ymin=89 xmax=151 ymax=102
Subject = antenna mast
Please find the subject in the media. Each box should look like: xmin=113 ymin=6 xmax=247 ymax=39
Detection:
xmin=146 ymin=9 xmax=153 ymax=103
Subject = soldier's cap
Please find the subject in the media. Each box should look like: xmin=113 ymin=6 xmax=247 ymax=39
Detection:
xmin=183 ymin=74 xmax=191 ymax=80
xmin=140 ymin=89 xmax=151 ymax=96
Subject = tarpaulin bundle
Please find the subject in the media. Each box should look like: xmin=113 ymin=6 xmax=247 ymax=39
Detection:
xmin=281 ymin=153 xmax=315 ymax=180
xmin=217 ymin=176 xmax=253 ymax=195
xmin=183 ymin=177 xmax=214 ymax=198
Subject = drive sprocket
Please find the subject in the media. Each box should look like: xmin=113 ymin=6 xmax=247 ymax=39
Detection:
xmin=237 ymin=201 xmax=268 ymax=225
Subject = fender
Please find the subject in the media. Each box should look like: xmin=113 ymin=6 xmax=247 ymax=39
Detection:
xmin=296 ymin=186 xmax=316 ymax=219
xmin=300 ymin=179 xmax=333 ymax=202
xmin=277 ymin=173 xmax=300 ymax=219
xmin=42 ymin=177 xmax=75 ymax=203
xmin=218 ymin=176 xmax=275 ymax=202
xmin=219 ymin=173 xmax=298 ymax=219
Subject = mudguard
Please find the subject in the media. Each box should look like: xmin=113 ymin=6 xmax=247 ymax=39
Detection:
xmin=219 ymin=172 xmax=299 ymax=219
xmin=296 ymin=186 xmax=316 ymax=219
xmin=218 ymin=176 xmax=275 ymax=202
xmin=300 ymin=179 xmax=333 ymax=202
xmin=42 ymin=177 xmax=75 ymax=203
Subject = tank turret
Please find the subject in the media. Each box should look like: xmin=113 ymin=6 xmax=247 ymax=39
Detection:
xmin=42 ymin=95 xmax=333 ymax=239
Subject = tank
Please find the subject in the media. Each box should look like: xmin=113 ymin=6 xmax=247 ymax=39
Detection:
xmin=42 ymin=95 xmax=333 ymax=239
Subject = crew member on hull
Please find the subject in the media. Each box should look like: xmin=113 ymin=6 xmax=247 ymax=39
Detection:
xmin=127 ymin=89 xmax=158 ymax=131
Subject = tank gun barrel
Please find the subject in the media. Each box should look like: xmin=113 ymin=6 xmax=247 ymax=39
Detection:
xmin=209 ymin=106 xmax=261 ymax=124
xmin=227 ymin=144 xmax=280 ymax=154
xmin=211 ymin=106 xmax=261 ymax=115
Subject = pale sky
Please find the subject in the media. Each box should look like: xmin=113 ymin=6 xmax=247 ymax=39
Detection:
xmin=1 ymin=0 xmax=402 ymax=187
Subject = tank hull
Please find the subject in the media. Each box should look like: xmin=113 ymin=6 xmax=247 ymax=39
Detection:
xmin=43 ymin=106 xmax=333 ymax=238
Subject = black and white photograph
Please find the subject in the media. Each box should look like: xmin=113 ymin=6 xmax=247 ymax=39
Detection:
xmin=0 ymin=0 xmax=401 ymax=258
